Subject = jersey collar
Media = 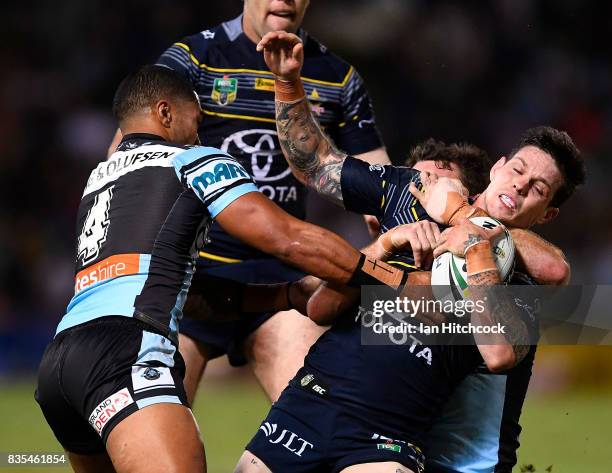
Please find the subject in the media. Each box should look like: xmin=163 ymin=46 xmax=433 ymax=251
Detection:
xmin=117 ymin=133 xmax=166 ymax=152
xmin=223 ymin=14 xmax=308 ymax=46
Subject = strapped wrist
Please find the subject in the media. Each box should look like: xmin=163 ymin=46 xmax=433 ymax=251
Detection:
xmin=275 ymin=78 xmax=306 ymax=103
xmin=465 ymin=240 xmax=497 ymax=275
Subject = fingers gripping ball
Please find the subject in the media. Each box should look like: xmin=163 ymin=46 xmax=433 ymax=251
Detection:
xmin=431 ymin=216 xmax=515 ymax=303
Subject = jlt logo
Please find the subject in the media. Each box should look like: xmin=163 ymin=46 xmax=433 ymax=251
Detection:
xmin=259 ymin=422 xmax=313 ymax=457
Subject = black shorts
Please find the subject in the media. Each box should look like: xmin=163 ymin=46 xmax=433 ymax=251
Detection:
xmin=35 ymin=317 xmax=188 ymax=454
xmin=246 ymin=384 xmax=425 ymax=473
xmin=181 ymin=257 xmax=305 ymax=366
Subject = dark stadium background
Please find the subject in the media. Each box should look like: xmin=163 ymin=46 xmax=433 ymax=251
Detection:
xmin=1 ymin=1 xmax=611 ymax=472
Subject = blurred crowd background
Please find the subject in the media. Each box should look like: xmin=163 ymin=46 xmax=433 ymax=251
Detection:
xmin=1 ymin=0 xmax=611 ymax=389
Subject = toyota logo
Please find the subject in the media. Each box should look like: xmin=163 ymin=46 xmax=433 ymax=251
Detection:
xmin=221 ymin=129 xmax=292 ymax=182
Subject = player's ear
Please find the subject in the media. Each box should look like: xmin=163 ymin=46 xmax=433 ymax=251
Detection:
xmin=155 ymin=100 xmax=172 ymax=127
xmin=536 ymin=206 xmax=559 ymax=225
xmin=489 ymin=156 xmax=507 ymax=181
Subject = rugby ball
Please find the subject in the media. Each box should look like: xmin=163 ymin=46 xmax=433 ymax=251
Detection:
xmin=430 ymin=216 xmax=515 ymax=303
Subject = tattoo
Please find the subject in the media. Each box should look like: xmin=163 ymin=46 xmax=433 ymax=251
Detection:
xmin=276 ymin=99 xmax=347 ymax=203
xmin=467 ymin=270 xmax=530 ymax=364
xmin=463 ymin=233 xmax=484 ymax=253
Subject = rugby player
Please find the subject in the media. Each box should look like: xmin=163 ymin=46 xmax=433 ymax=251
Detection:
xmin=229 ymin=31 xmax=585 ymax=472
xmin=35 ymin=65 xmax=416 ymax=473
xmin=107 ymin=0 xmax=391 ymax=405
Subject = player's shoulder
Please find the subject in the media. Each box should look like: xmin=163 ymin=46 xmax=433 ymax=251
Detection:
xmin=301 ymin=31 xmax=356 ymax=87
xmin=359 ymin=158 xmax=420 ymax=182
xmin=170 ymin=17 xmax=238 ymax=60
xmin=172 ymin=145 xmax=235 ymax=167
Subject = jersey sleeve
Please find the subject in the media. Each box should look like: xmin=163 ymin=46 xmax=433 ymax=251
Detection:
xmin=156 ymin=36 xmax=200 ymax=85
xmin=173 ymin=146 xmax=259 ymax=218
xmin=334 ymin=68 xmax=384 ymax=155
xmin=340 ymin=156 xmax=391 ymax=216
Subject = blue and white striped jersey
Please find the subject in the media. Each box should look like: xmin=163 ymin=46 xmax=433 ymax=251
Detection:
xmin=57 ymin=134 xmax=258 ymax=342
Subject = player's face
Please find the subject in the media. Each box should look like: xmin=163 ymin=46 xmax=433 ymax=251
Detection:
xmin=480 ymin=146 xmax=563 ymax=228
xmin=413 ymin=161 xmax=462 ymax=182
xmin=243 ymin=0 xmax=310 ymax=41
xmin=169 ymin=99 xmax=202 ymax=146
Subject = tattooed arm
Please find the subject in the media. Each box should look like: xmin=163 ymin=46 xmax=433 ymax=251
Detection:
xmin=435 ymin=222 xmax=531 ymax=371
xmin=258 ymin=31 xmax=349 ymax=206
xmin=276 ymin=99 xmax=347 ymax=205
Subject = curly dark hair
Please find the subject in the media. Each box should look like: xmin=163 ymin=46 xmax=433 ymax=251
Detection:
xmin=509 ymin=126 xmax=585 ymax=207
xmin=404 ymin=138 xmax=493 ymax=194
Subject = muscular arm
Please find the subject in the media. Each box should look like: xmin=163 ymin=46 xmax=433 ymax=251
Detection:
xmin=306 ymin=238 xmax=386 ymax=325
xmin=276 ymin=98 xmax=348 ymax=206
xmin=307 ymin=221 xmax=441 ymax=325
xmin=462 ymin=235 xmax=530 ymax=372
xmin=510 ymin=228 xmax=570 ymax=285
xmin=214 ymin=191 xmax=405 ymax=288
xmin=435 ymin=223 xmax=531 ymax=371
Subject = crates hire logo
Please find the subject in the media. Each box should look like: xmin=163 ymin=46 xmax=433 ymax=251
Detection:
xmin=212 ymin=76 xmax=238 ymax=106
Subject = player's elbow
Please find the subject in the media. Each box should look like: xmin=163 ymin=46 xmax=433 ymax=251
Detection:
xmin=549 ymin=258 xmax=571 ymax=286
xmin=307 ymin=303 xmax=335 ymax=326
xmin=307 ymin=295 xmax=339 ymax=326
xmin=484 ymin=346 xmax=516 ymax=373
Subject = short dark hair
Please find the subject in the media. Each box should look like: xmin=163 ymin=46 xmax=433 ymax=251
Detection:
xmin=404 ymin=138 xmax=493 ymax=194
xmin=509 ymin=126 xmax=585 ymax=207
xmin=112 ymin=65 xmax=198 ymax=123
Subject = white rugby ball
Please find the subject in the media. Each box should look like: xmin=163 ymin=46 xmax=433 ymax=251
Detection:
xmin=430 ymin=216 xmax=515 ymax=303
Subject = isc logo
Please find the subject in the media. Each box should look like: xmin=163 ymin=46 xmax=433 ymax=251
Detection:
xmin=312 ymin=384 xmax=326 ymax=395
xmin=191 ymin=161 xmax=249 ymax=192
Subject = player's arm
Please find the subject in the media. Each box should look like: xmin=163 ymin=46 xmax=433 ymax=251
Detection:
xmin=181 ymin=273 xmax=316 ymax=322
xmin=510 ymin=228 xmax=570 ymax=285
xmin=434 ymin=221 xmax=531 ymax=372
xmin=409 ymin=173 xmax=487 ymax=225
xmin=408 ymin=177 xmax=571 ymax=285
xmin=215 ymin=192 xmax=405 ymax=288
xmin=257 ymin=31 xmax=348 ymax=207
xmin=307 ymin=221 xmax=441 ymax=325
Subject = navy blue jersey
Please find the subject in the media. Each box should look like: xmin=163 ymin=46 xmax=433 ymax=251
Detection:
xmin=339 ymin=156 xmax=540 ymax=471
xmin=426 ymin=272 xmax=540 ymax=473
xmin=301 ymin=271 xmax=538 ymax=463
xmin=301 ymin=303 xmax=482 ymax=449
xmin=341 ymin=156 xmax=434 ymax=268
xmin=156 ymin=15 xmax=383 ymax=260
xmin=57 ymin=134 xmax=258 ymax=341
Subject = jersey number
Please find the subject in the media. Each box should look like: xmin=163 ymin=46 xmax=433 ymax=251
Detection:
xmin=77 ymin=186 xmax=114 ymax=265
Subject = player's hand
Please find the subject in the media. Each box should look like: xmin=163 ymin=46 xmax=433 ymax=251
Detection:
xmin=364 ymin=215 xmax=381 ymax=239
xmin=434 ymin=221 xmax=504 ymax=258
xmin=408 ymin=173 xmax=470 ymax=225
xmin=257 ymin=31 xmax=304 ymax=81
xmin=379 ymin=221 xmax=441 ymax=269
